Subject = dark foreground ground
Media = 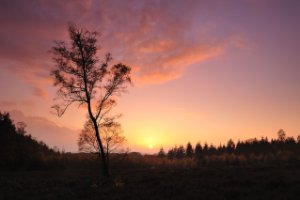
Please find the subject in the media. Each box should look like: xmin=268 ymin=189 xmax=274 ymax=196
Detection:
xmin=1 ymin=160 xmax=300 ymax=200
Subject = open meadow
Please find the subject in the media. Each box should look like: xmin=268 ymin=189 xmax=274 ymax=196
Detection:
xmin=1 ymin=153 xmax=300 ymax=200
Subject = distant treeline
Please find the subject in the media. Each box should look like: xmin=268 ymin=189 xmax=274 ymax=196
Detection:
xmin=159 ymin=130 xmax=300 ymax=164
xmin=2 ymin=110 xmax=300 ymax=171
xmin=0 ymin=112 xmax=58 ymax=170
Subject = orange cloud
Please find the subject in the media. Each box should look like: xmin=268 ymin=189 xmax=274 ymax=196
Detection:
xmin=0 ymin=0 xmax=244 ymax=92
xmin=0 ymin=100 xmax=36 ymax=111
xmin=8 ymin=64 xmax=51 ymax=100
xmin=0 ymin=101 xmax=17 ymax=108
xmin=133 ymin=45 xmax=224 ymax=84
xmin=118 ymin=38 xmax=225 ymax=84
xmin=137 ymin=39 xmax=176 ymax=53
xmin=21 ymin=100 xmax=36 ymax=107
xmin=32 ymin=86 xmax=49 ymax=100
xmin=91 ymin=1 xmax=230 ymax=84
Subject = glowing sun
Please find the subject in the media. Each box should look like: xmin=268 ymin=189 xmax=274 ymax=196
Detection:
xmin=148 ymin=144 xmax=153 ymax=149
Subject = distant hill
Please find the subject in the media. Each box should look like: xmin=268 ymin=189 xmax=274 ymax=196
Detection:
xmin=0 ymin=111 xmax=57 ymax=170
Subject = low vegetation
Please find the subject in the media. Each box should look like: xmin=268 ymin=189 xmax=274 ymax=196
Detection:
xmin=1 ymin=111 xmax=300 ymax=199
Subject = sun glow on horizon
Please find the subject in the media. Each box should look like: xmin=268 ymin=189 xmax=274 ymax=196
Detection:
xmin=131 ymin=125 xmax=167 ymax=150
xmin=122 ymin=122 xmax=167 ymax=153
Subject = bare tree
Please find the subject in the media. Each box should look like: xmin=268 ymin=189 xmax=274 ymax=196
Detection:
xmin=78 ymin=120 xmax=126 ymax=167
xmin=50 ymin=24 xmax=131 ymax=177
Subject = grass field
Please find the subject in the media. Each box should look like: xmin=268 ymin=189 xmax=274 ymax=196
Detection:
xmin=1 ymin=154 xmax=300 ymax=200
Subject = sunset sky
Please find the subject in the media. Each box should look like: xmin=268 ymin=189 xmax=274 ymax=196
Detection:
xmin=0 ymin=0 xmax=299 ymax=153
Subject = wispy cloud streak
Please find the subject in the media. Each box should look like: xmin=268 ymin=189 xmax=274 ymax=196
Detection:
xmin=0 ymin=0 xmax=242 ymax=89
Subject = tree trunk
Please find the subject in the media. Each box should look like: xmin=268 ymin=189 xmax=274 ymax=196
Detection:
xmin=92 ymin=120 xmax=110 ymax=177
xmin=106 ymin=141 xmax=109 ymax=169
xmin=81 ymin=58 xmax=110 ymax=177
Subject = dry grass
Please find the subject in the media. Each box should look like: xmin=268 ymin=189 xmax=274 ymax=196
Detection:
xmin=1 ymin=153 xmax=300 ymax=199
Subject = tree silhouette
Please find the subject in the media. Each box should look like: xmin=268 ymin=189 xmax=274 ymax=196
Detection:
xmin=277 ymin=129 xmax=286 ymax=142
xmin=0 ymin=112 xmax=16 ymax=135
xmin=16 ymin=121 xmax=27 ymax=135
xmin=167 ymin=147 xmax=175 ymax=159
xmin=203 ymin=143 xmax=209 ymax=154
xmin=195 ymin=142 xmax=202 ymax=157
xmin=186 ymin=142 xmax=193 ymax=157
xmin=78 ymin=120 xmax=126 ymax=167
xmin=51 ymin=24 xmax=131 ymax=177
xmin=161 ymin=129 xmax=300 ymax=165
xmin=227 ymin=139 xmax=235 ymax=153
xmin=0 ymin=111 xmax=56 ymax=170
xmin=176 ymin=145 xmax=185 ymax=158
xmin=158 ymin=147 xmax=166 ymax=158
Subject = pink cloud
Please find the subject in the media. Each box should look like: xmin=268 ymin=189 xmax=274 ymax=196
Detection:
xmin=0 ymin=0 xmax=243 ymax=90
xmin=32 ymin=86 xmax=49 ymax=100
xmin=21 ymin=100 xmax=36 ymax=107
xmin=90 ymin=1 xmax=231 ymax=84
xmin=0 ymin=100 xmax=36 ymax=111
xmin=0 ymin=100 xmax=17 ymax=108
xmin=132 ymin=44 xmax=224 ymax=84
